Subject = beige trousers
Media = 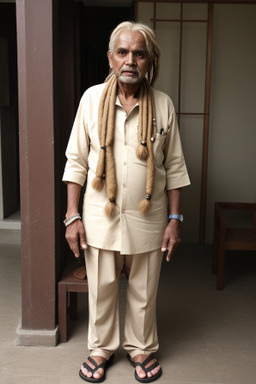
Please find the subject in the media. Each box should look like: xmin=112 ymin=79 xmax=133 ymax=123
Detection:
xmin=84 ymin=247 xmax=163 ymax=360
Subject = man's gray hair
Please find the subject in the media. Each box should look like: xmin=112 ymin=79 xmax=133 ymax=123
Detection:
xmin=107 ymin=21 xmax=160 ymax=86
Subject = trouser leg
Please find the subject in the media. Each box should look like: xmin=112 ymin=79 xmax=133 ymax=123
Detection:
xmin=85 ymin=247 xmax=124 ymax=359
xmin=123 ymin=249 xmax=163 ymax=358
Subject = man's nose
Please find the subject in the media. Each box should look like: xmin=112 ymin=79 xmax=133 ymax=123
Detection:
xmin=126 ymin=52 xmax=135 ymax=66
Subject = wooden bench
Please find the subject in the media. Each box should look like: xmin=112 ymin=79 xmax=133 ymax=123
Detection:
xmin=212 ymin=202 xmax=256 ymax=290
xmin=58 ymin=263 xmax=88 ymax=343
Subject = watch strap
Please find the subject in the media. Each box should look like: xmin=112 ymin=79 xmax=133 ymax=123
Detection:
xmin=168 ymin=214 xmax=184 ymax=223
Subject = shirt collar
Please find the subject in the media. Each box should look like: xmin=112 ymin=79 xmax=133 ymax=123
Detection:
xmin=115 ymin=96 xmax=139 ymax=110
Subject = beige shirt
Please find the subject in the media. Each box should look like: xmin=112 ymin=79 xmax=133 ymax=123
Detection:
xmin=63 ymin=83 xmax=190 ymax=254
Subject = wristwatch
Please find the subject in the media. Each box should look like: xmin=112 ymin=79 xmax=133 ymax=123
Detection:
xmin=168 ymin=214 xmax=184 ymax=223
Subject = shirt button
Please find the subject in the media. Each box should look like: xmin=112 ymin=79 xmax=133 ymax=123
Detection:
xmin=122 ymin=209 xmax=125 ymax=214
xmin=122 ymin=184 xmax=126 ymax=188
xmin=124 ymin=161 xmax=127 ymax=165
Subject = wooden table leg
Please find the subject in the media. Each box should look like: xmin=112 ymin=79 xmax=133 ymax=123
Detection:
xmin=58 ymin=282 xmax=67 ymax=342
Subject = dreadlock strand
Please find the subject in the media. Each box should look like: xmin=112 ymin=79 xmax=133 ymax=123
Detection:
xmin=92 ymin=77 xmax=114 ymax=190
xmin=143 ymin=81 xmax=149 ymax=142
xmin=104 ymin=78 xmax=118 ymax=217
xmin=138 ymin=82 xmax=156 ymax=214
xmin=91 ymin=148 xmax=106 ymax=191
xmin=139 ymin=138 xmax=155 ymax=214
xmin=150 ymin=85 xmax=157 ymax=141
xmin=136 ymin=80 xmax=148 ymax=161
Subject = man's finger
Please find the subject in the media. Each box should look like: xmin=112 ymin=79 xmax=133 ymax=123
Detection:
xmin=71 ymin=243 xmax=81 ymax=258
xmin=161 ymin=234 xmax=169 ymax=252
xmin=166 ymin=246 xmax=174 ymax=262
xmin=78 ymin=226 xmax=87 ymax=250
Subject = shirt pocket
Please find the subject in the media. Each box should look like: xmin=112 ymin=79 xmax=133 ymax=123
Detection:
xmin=153 ymin=132 xmax=166 ymax=168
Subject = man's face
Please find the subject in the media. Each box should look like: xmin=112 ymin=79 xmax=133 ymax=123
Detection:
xmin=108 ymin=30 xmax=151 ymax=86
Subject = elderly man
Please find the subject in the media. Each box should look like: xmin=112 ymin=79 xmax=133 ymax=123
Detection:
xmin=63 ymin=21 xmax=190 ymax=383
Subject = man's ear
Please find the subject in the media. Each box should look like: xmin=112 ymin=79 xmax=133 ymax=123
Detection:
xmin=107 ymin=50 xmax=113 ymax=69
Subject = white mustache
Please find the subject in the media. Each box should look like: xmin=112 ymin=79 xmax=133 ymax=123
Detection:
xmin=120 ymin=66 xmax=140 ymax=75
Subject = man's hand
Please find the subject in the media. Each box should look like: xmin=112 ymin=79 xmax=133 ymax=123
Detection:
xmin=65 ymin=219 xmax=87 ymax=258
xmin=161 ymin=220 xmax=181 ymax=262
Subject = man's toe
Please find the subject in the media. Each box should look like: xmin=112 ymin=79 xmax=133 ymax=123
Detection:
xmin=81 ymin=365 xmax=92 ymax=378
xmin=137 ymin=368 xmax=146 ymax=379
xmin=93 ymin=368 xmax=104 ymax=379
xmin=150 ymin=365 xmax=160 ymax=377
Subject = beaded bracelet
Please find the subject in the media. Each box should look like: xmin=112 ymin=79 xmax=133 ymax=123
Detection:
xmin=63 ymin=213 xmax=81 ymax=227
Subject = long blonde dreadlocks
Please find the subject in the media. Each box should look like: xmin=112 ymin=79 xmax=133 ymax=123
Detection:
xmin=92 ymin=22 xmax=160 ymax=217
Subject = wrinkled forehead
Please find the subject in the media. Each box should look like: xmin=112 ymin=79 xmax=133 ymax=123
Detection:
xmin=114 ymin=29 xmax=149 ymax=52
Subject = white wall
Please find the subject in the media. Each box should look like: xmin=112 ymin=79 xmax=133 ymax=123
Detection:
xmin=137 ymin=2 xmax=256 ymax=243
xmin=206 ymin=4 xmax=256 ymax=242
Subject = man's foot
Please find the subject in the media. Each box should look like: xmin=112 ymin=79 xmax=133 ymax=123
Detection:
xmin=79 ymin=355 xmax=114 ymax=383
xmin=127 ymin=353 xmax=162 ymax=382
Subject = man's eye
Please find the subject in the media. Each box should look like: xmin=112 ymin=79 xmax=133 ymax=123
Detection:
xmin=118 ymin=50 xmax=126 ymax=55
xmin=136 ymin=52 xmax=145 ymax=58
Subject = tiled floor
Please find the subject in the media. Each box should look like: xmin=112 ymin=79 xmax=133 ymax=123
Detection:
xmin=0 ymin=243 xmax=256 ymax=384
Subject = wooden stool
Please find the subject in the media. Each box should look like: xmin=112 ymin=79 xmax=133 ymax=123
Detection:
xmin=58 ymin=263 xmax=88 ymax=342
xmin=212 ymin=202 xmax=256 ymax=290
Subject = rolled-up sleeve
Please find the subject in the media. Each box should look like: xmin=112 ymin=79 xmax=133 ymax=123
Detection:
xmin=164 ymin=100 xmax=190 ymax=190
xmin=62 ymin=97 xmax=90 ymax=187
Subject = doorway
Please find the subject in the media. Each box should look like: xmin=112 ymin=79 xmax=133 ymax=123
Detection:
xmin=0 ymin=3 xmax=20 ymax=241
xmin=74 ymin=2 xmax=133 ymax=104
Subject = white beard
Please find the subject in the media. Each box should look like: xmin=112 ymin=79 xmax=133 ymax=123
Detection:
xmin=118 ymin=66 xmax=142 ymax=84
xmin=118 ymin=74 xmax=140 ymax=84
